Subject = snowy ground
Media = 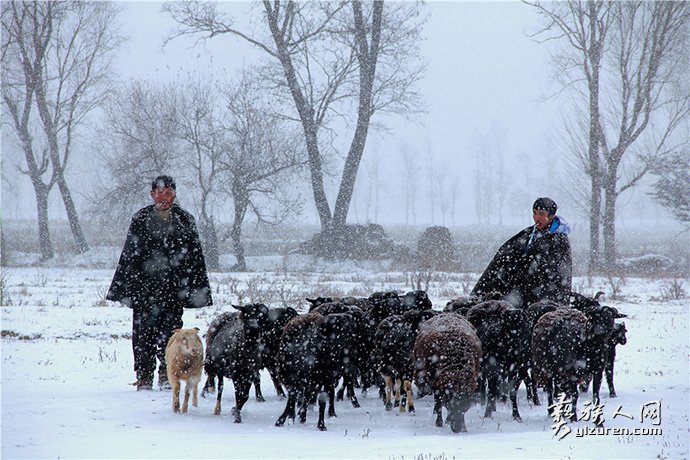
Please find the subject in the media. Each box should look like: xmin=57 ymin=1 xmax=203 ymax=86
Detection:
xmin=1 ymin=256 xmax=689 ymax=459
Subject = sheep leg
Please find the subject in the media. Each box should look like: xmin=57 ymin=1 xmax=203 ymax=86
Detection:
xmin=275 ymin=390 xmax=297 ymax=427
xmin=478 ymin=375 xmax=486 ymax=405
xmin=214 ymin=376 xmax=224 ymax=415
xmin=579 ymin=374 xmax=591 ymax=393
xmin=346 ymin=374 xmax=360 ymax=408
xmin=202 ymin=374 xmax=216 ymax=397
xmin=394 ymin=377 xmax=402 ymax=409
xmin=591 ymin=371 xmax=603 ymax=408
xmin=268 ymin=367 xmax=286 ymax=398
xmin=327 ymin=386 xmax=337 ymax=417
xmin=606 ymin=358 xmax=617 ymax=398
xmin=182 ymin=381 xmax=191 ymax=414
xmin=526 ymin=368 xmax=540 ymax=405
xmin=399 ymin=381 xmax=407 ymax=409
xmin=545 ymin=379 xmax=555 ymax=416
xmin=433 ymin=392 xmax=444 ymax=428
xmin=298 ymin=388 xmax=314 ymax=424
xmin=253 ymin=370 xmax=265 ymax=402
xmin=383 ymin=375 xmax=393 ymax=411
xmin=191 ymin=378 xmax=199 ymax=408
xmin=232 ymin=378 xmax=251 ymax=423
xmin=568 ymin=381 xmax=579 ymax=422
xmin=448 ymin=395 xmax=468 ymax=433
xmin=403 ymin=380 xmax=415 ymax=414
xmin=509 ymin=376 xmax=522 ymax=422
xmin=483 ymin=375 xmax=498 ymax=418
xmin=317 ymin=390 xmax=328 ymax=431
xmin=336 ymin=382 xmax=345 ymax=402
xmin=171 ymin=377 xmax=181 ymax=413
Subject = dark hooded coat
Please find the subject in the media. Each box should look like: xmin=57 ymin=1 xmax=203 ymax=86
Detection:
xmin=471 ymin=216 xmax=572 ymax=308
xmin=107 ymin=203 xmax=212 ymax=310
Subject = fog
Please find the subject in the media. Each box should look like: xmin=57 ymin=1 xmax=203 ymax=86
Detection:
xmin=0 ymin=1 xmax=681 ymax=232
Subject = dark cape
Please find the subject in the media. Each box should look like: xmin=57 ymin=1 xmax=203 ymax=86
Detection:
xmin=471 ymin=216 xmax=572 ymax=308
xmin=107 ymin=203 xmax=213 ymax=310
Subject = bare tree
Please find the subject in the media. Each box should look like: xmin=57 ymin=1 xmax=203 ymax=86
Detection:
xmin=92 ymin=80 xmax=184 ymax=227
xmin=529 ymin=0 xmax=689 ymax=269
xmin=1 ymin=1 xmax=122 ymax=257
xmin=218 ymin=74 xmax=305 ymax=271
xmin=648 ymin=149 xmax=689 ymax=228
xmin=597 ymin=1 xmax=689 ymax=266
xmin=164 ymin=1 xmax=426 ymax=252
xmin=173 ymin=76 xmax=226 ymax=270
xmin=471 ymin=123 xmax=509 ymax=225
xmin=399 ymin=142 xmax=418 ymax=226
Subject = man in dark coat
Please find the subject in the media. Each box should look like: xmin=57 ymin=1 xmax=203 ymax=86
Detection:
xmin=471 ymin=197 xmax=572 ymax=309
xmin=107 ymin=175 xmax=213 ymax=390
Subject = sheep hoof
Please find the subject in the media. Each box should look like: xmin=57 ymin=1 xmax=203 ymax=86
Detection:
xmin=609 ymin=392 xmax=617 ymax=398
xmin=351 ymin=400 xmax=360 ymax=408
xmin=385 ymin=402 xmax=393 ymax=411
xmin=318 ymin=424 xmax=327 ymax=431
xmin=256 ymin=395 xmax=266 ymax=403
xmin=409 ymin=407 xmax=415 ymax=415
xmin=513 ymin=414 xmax=522 ymax=423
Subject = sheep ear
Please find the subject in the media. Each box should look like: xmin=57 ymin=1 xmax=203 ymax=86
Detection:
xmin=306 ymin=298 xmax=315 ymax=303
xmin=231 ymin=304 xmax=243 ymax=312
xmin=194 ymin=327 xmax=200 ymax=332
xmin=614 ymin=312 xmax=627 ymax=319
xmin=171 ymin=328 xmax=181 ymax=335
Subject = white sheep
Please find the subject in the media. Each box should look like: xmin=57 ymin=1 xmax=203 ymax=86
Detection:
xmin=165 ymin=327 xmax=204 ymax=413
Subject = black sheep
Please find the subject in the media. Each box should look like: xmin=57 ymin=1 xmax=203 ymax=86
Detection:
xmin=414 ymin=313 xmax=482 ymax=433
xmin=374 ymin=309 xmax=438 ymax=413
xmin=580 ymin=321 xmax=628 ymax=398
xmin=571 ymin=291 xmax=625 ymax=406
xmin=532 ymin=308 xmax=588 ymax=421
xmin=310 ymin=302 xmax=370 ymax=408
xmin=254 ymin=306 xmax=299 ymax=401
xmin=275 ymin=312 xmax=360 ymax=431
xmin=204 ymin=303 xmax=269 ymax=422
xmin=465 ymin=300 xmax=531 ymax=421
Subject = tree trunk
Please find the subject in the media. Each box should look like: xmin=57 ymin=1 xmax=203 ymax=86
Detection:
xmin=331 ymin=0 xmax=382 ymax=229
xmin=200 ymin=216 xmax=219 ymax=271
xmin=35 ymin=186 xmax=54 ymax=261
xmin=57 ymin=175 xmax=89 ymax=253
xmin=230 ymin=181 xmax=248 ymax=272
xmin=34 ymin=72 xmax=90 ymax=254
xmin=602 ymin=182 xmax=618 ymax=271
xmin=586 ymin=0 xmax=607 ymax=274
xmin=263 ymin=3 xmax=332 ymax=231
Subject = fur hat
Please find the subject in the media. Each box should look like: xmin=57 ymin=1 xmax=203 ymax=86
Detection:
xmin=533 ymin=197 xmax=557 ymax=215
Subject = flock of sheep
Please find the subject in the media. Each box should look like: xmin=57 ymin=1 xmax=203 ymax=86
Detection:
xmin=163 ymin=289 xmax=628 ymax=433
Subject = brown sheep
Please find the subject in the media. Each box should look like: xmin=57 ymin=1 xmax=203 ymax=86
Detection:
xmin=531 ymin=308 xmax=587 ymax=421
xmin=414 ymin=313 xmax=482 ymax=433
xmin=165 ymin=327 xmax=204 ymax=414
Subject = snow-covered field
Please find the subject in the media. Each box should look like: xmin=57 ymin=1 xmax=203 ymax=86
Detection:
xmin=1 ymin=255 xmax=689 ymax=459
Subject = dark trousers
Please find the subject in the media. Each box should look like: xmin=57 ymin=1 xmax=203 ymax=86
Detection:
xmin=132 ymin=303 xmax=183 ymax=382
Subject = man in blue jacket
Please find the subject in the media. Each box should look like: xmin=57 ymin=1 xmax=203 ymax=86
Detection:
xmin=471 ymin=197 xmax=572 ymax=308
xmin=107 ymin=175 xmax=213 ymax=390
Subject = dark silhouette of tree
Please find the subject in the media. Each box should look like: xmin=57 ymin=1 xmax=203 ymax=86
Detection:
xmin=648 ymin=150 xmax=689 ymax=228
xmin=1 ymin=1 xmax=123 ymax=258
xmin=164 ymin=0 xmax=426 ymax=255
xmin=529 ymin=0 xmax=689 ymax=270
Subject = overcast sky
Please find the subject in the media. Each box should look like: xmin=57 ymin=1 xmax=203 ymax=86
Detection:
xmin=2 ymin=1 xmax=674 ymax=229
